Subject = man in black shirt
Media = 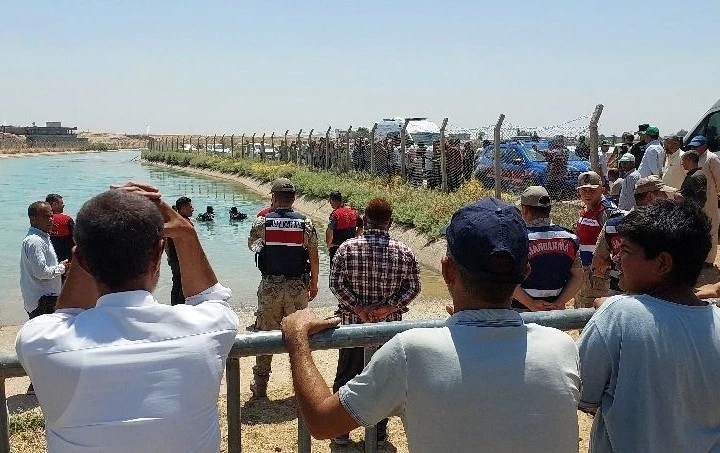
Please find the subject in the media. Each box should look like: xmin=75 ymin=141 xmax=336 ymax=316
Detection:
xmin=166 ymin=197 xmax=194 ymax=305
xmin=630 ymin=123 xmax=649 ymax=164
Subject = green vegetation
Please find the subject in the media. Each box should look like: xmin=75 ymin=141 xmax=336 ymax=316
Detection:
xmin=142 ymin=151 xmax=580 ymax=238
xmin=81 ymin=142 xmax=110 ymax=151
xmin=10 ymin=409 xmax=44 ymax=435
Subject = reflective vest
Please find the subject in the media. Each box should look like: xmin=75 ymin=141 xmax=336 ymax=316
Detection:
xmin=257 ymin=209 xmax=309 ymax=277
xmin=330 ymin=205 xmax=358 ymax=247
xmin=577 ymin=198 xmax=615 ymax=266
xmin=604 ymin=211 xmax=627 ymax=291
xmin=521 ymin=224 xmax=579 ymax=302
xmin=51 ymin=213 xmax=73 ymax=238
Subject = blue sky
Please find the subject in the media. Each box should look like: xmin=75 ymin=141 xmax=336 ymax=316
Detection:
xmin=1 ymin=0 xmax=718 ymax=136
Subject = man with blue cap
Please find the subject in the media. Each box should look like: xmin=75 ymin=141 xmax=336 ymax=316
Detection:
xmin=690 ymin=135 xmax=720 ymax=266
xmin=279 ymin=198 xmax=581 ymax=452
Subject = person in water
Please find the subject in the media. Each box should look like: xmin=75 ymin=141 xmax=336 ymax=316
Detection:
xmin=229 ymin=207 xmax=247 ymax=221
xmin=197 ymin=206 xmax=215 ymax=222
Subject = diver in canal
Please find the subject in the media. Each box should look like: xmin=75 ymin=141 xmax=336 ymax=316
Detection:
xmin=229 ymin=207 xmax=247 ymax=221
xmin=196 ymin=205 xmax=215 ymax=222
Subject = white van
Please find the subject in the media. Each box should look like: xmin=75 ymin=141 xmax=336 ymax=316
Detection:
xmin=375 ymin=117 xmax=441 ymax=145
xmin=685 ymin=98 xmax=720 ymax=154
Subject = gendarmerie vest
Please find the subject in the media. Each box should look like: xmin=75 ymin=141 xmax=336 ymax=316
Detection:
xmin=257 ymin=209 xmax=309 ymax=277
xmin=603 ymin=211 xmax=627 ymax=292
xmin=521 ymin=223 xmax=579 ymax=302
xmin=577 ymin=198 xmax=615 ymax=266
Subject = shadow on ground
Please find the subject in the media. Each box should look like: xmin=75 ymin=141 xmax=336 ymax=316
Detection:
xmin=330 ymin=439 xmax=397 ymax=453
xmin=7 ymin=394 xmax=39 ymax=413
xmin=241 ymin=396 xmax=298 ymax=425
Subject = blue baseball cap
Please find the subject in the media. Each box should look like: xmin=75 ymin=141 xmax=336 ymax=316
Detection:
xmin=689 ymin=135 xmax=708 ymax=147
xmin=442 ymin=198 xmax=528 ymax=283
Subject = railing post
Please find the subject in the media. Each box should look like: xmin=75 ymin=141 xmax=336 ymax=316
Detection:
xmin=1 ymin=379 xmax=9 ymax=453
xmin=440 ymin=117 xmax=449 ymax=192
xmin=298 ymin=414 xmax=312 ymax=453
xmin=589 ymin=104 xmax=604 ymax=175
xmin=226 ymin=358 xmax=242 ymax=453
xmin=346 ymin=126 xmax=352 ymax=172
xmin=363 ymin=346 xmax=378 ymax=453
xmin=370 ymin=123 xmax=377 ymax=174
xmin=494 ymin=114 xmax=505 ymax=199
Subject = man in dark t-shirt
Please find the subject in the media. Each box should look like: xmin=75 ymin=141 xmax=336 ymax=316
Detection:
xmin=166 ymin=197 xmax=194 ymax=305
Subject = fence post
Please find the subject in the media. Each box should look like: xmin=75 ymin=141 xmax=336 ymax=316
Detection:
xmin=181 ymin=136 xmax=185 ymax=151
xmin=346 ymin=126 xmax=352 ymax=172
xmin=261 ymin=133 xmax=266 ymax=161
xmin=400 ymin=119 xmax=409 ymax=182
xmin=226 ymin=358 xmax=242 ymax=453
xmin=241 ymin=134 xmax=245 ymax=159
xmin=325 ymin=126 xmax=331 ymax=169
xmin=204 ymin=136 xmax=208 ymax=153
xmin=370 ymin=123 xmax=377 ymax=174
xmin=308 ymin=129 xmax=314 ymax=167
xmin=440 ymin=118 xmax=449 ymax=192
xmin=270 ymin=133 xmax=275 ymax=160
xmin=251 ymin=134 xmax=256 ymax=160
xmin=296 ymin=129 xmax=303 ymax=165
xmin=230 ymin=134 xmax=234 ymax=158
xmin=588 ymin=104 xmax=604 ymax=175
xmin=284 ymin=130 xmax=289 ymax=162
xmin=494 ymin=114 xmax=505 ymax=199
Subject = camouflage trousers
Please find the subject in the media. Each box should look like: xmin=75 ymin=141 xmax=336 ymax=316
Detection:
xmin=253 ymin=275 xmax=309 ymax=384
xmin=574 ymin=266 xmax=609 ymax=309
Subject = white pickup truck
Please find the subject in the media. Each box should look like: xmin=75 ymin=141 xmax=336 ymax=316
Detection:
xmin=685 ymin=98 xmax=720 ymax=155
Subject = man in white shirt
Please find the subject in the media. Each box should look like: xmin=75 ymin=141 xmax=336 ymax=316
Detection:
xmin=691 ymin=135 xmax=720 ymax=266
xmin=661 ymin=135 xmax=686 ymax=189
xmin=281 ymin=198 xmax=580 ymax=452
xmin=598 ymin=140 xmax=611 ymax=182
xmin=16 ymin=183 xmax=239 ymax=453
xmin=20 ymin=201 xmax=68 ymax=319
xmin=637 ymin=126 xmax=664 ymax=177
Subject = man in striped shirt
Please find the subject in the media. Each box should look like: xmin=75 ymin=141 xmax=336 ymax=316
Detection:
xmin=328 ymin=197 xmax=421 ymax=445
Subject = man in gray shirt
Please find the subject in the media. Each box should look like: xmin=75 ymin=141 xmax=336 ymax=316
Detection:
xmin=20 ymin=201 xmax=68 ymax=319
xmin=281 ymin=198 xmax=580 ymax=452
xmin=578 ymin=200 xmax=720 ymax=452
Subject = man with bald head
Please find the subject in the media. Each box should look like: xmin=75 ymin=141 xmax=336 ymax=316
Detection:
xmin=16 ymin=183 xmax=239 ymax=453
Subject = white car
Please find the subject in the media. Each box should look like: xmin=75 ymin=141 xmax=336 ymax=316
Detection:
xmin=252 ymin=143 xmax=277 ymax=158
xmin=206 ymin=143 xmax=231 ymax=153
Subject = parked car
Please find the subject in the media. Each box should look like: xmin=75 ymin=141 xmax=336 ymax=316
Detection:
xmin=685 ymin=97 xmax=720 ymax=155
xmin=474 ymin=139 xmax=590 ymax=194
xmin=206 ymin=143 xmax=231 ymax=153
xmin=182 ymin=144 xmax=197 ymax=152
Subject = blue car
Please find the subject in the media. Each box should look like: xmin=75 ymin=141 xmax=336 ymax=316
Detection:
xmin=474 ymin=140 xmax=590 ymax=194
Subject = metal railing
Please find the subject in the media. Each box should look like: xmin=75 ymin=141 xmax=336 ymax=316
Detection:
xmin=0 ymin=308 xmax=595 ymax=453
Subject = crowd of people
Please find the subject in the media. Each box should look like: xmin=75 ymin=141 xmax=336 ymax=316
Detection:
xmin=13 ymin=133 xmax=720 ymax=452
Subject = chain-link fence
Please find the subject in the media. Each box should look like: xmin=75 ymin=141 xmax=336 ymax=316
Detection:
xmin=147 ymin=105 xmax=605 ymax=199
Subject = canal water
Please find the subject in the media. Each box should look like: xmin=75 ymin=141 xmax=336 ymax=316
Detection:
xmin=0 ymin=150 xmax=448 ymax=326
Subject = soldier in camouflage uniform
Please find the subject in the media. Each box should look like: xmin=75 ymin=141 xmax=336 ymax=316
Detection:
xmin=247 ymin=178 xmax=319 ymax=397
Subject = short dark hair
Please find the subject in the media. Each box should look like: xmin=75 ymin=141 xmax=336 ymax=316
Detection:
xmin=175 ymin=196 xmax=192 ymax=209
xmin=365 ymin=198 xmax=392 ymax=225
xmin=616 ymin=200 xmax=710 ymax=287
xmin=608 ymin=168 xmax=620 ymax=180
xmin=329 ymin=191 xmax=342 ymax=202
xmin=28 ymin=201 xmax=49 ymax=218
xmin=74 ymin=190 xmax=164 ymax=289
xmin=45 ymin=194 xmax=62 ymax=204
xmin=683 ymin=151 xmax=700 ymax=165
xmin=275 ymin=192 xmax=295 ymax=204
xmin=448 ymin=250 xmax=517 ymax=303
xmin=526 ymin=205 xmax=551 ymax=217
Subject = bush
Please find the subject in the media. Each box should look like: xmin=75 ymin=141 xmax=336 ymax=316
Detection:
xmin=141 ymin=151 xmax=579 ymax=238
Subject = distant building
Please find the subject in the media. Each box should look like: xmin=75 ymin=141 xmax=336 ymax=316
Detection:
xmin=0 ymin=122 xmax=89 ymax=147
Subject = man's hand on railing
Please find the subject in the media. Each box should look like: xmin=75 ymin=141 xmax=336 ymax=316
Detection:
xmin=281 ymin=309 xmax=341 ymax=344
